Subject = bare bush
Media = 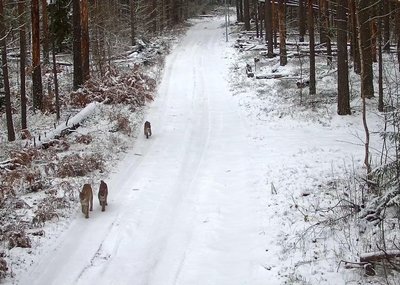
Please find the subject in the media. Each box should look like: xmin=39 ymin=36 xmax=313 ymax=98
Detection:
xmin=69 ymin=66 xmax=155 ymax=108
xmin=10 ymin=149 xmax=38 ymax=167
xmin=2 ymin=171 xmax=23 ymax=189
xmin=25 ymin=168 xmax=43 ymax=193
xmin=57 ymin=153 xmax=104 ymax=177
xmin=41 ymin=139 xmax=70 ymax=152
xmin=20 ymin=129 xmax=32 ymax=140
xmin=0 ymin=148 xmax=38 ymax=171
xmin=75 ymin=134 xmax=93 ymax=145
xmin=32 ymin=210 xmax=59 ymax=228
xmin=7 ymin=231 xmax=31 ymax=249
xmin=31 ymin=194 xmax=72 ymax=228
xmin=0 ymin=253 xmax=7 ymax=279
xmin=114 ymin=114 xmax=132 ymax=135
xmin=59 ymin=181 xmax=76 ymax=199
xmin=0 ymin=185 xmax=14 ymax=206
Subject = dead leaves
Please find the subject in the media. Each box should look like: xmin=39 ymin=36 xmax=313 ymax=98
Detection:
xmin=69 ymin=66 xmax=155 ymax=108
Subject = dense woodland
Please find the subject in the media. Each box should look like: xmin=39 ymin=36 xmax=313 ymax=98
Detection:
xmin=236 ymin=0 xmax=400 ymax=280
xmin=1 ymin=0 xmax=400 ymax=282
xmin=1 ymin=0 xmax=224 ymax=141
xmin=234 ymin=0 xmax=400 ymax=279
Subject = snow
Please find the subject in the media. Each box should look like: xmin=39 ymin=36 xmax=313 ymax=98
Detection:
xmin=4 ymin=13 xmax=391 ymax=285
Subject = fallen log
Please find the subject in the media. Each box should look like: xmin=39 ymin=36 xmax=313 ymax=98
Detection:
xmin=255 ymin=74 xmax=285 ymax=79
xmin=36 ymin=102 xmax=99 ymax=148
xmin=360 ymin=250 xmax=400 ymax=263
xmin=359 ymin=249 xmax=400 ymax=276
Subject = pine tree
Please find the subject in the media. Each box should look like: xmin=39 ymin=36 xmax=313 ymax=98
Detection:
xmin=32 ymin=0 xmax=44 ymax=111
xmin=0 ymin=0 xmax=15 ymax=141
xmin=81 ymin=0 xmax=90 ymax=80
xmin=337 ymin=0 xmax=351 ymax=115
xmin=308 ymin=0 xmax=316 ymax=95
xmin=265 ymin=0 xmax=273 ymax=58
xmin=357 ymin=0 xmax=374 ymax=98
xmin=18 ymin=0 xmax=27 ymax=130
xmin=73 ymin=0 xmax=83 ymax=89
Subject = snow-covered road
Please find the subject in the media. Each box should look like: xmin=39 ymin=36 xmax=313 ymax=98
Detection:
xmin=19 ymin=17 xmax=269 ymax=285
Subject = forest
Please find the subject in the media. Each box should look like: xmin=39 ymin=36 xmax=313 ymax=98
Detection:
xmin=237 ymin=1 xmax=400 ymax=280
xmin=0 ymin=0 xmax=400 ymax=283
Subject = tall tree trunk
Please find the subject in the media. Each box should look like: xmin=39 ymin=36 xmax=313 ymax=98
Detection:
xmin=272 ymin=0 xmax=277 ymax=48
xmin=308 ymin=0 xmax=316 ymax=95
xmin=73 ymin=0 xmax=83 ymax=89
xmin=350 ymin=0 xmax=361 ymax=74
xmin=236 ymin=0 xmax=240 ymax=22
xmin=258 ymin=1 xmax=263 ymax=39
xmin=298 ymin=0 xmax=305 ymax=42
xmin=319 ymin=0 xmax=327 ymax=44
xmin=371 ymin=20 xmax=377 ymax=63
xmin=357 ymin=0 xmax=374 ymax=99
xmin=18 ymin=0 xmax=27 ymax=130
xmin=321 ymin=0 xmax=332 ymax=64
xmin=130 ymin=0 xmax=136 ymax=45
xmin=253 ymin=0 xmax=259 ymax=37
xmin=52 ymin=39 xmax=60 ymax=120
xmin=92 ymin=0 xmax=105 ymax=77
xmin=32 ymin=0 xmax=43 ymax=111
xmin=383 ymin=0 xmax=390 ymax=52
xmin=397 ymin=1 xmax=400 ymax=71
xmin=166 ymin=0 xmax=172 ymax=26
xmin=41 ymin=0 xmax=49 ymax=64
xmin=243 ymin=0 xmax=250 ymax=30
xmin=81 ymin=0 xmax=90 ymax=81
xmin=337 ymin=0 xmax=351 ymax=115
xmin=278 ymin=0 xmax=286 ymax=66
xmin=151 ymin=0 xmax=157 ymax=33
xmin=0 ymin=0 xmax=15 ymax=141
xmin=357 ymin=0 xmax=373 ymax=178
xmin=160 ymin=0 xmax=165 ymax=28
xmin=239 ymin=0 xmax=243 ymax=23
xmin=172 ymin=0 xmax=179 ymax=25
xmin=378 ymin=0 xmax=384 ymax=112
xmin=265 ymin=0 xmax=273 ymax=57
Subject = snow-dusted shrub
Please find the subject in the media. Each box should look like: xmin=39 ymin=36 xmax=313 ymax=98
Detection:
xmin=75 ymin=134 xmax=93 ymax=145
xmin=7 ymin=231 xmax=31 ymax=250
xmin=0 ymin=149 xmax=38 ymax=171
xmin=69 ymin=66 xmax=155 ymax=108
xmin=58 ymin=181 xmax=75 ymax=199
xmin=0 ymin=185 xmax=14 ymax=206
xmin=69 ymin=90 xmax=91 ymax=107
xmin=57 ymin=153 xmax=104 ymax=178
xmin=114 ymin=114 xmax=132 ymax=136
xmin=32 ymin=206 xmax=59 ymax=228
xmin=0 ymin=254 xmax=8 ymax=279
xmin=41 ymin=139 xmax=70 ymax=152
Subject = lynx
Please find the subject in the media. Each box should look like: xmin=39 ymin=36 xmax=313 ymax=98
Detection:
xmin=144 ymin=121 xmax=152 ymax=139
xmin=80 ymin=184 xmax=93 ymax=218
xmin=98 ymin=180 xmax=108 ymax=212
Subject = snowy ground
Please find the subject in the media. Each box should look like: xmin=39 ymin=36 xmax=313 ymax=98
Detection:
xmin=4 ymin=14 xmax=391 ymax=285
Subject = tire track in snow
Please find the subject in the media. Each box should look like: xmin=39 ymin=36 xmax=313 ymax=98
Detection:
xmin=17 ymin=16 xmax=267 ymax=285
xmin=149 ymin=48 xmax=210 ymax=285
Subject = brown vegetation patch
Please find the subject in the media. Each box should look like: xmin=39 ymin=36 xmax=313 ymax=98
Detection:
xmin=32 ymin=208 xmax=59 ymax=228
xmin=75 ymin=134 xmax=93 ymax=145
xmin=57 ymin=153 xmax=104 ymax=177
xmin=0 ymin=254 xmax=7 ymax=279
xmin=7 ymin=231 xmax=31 ymax=250
xmin=41 ymin=139 xmax=70 ymax=152
xmin=69 ymin=66 xmax=155 ymax=108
